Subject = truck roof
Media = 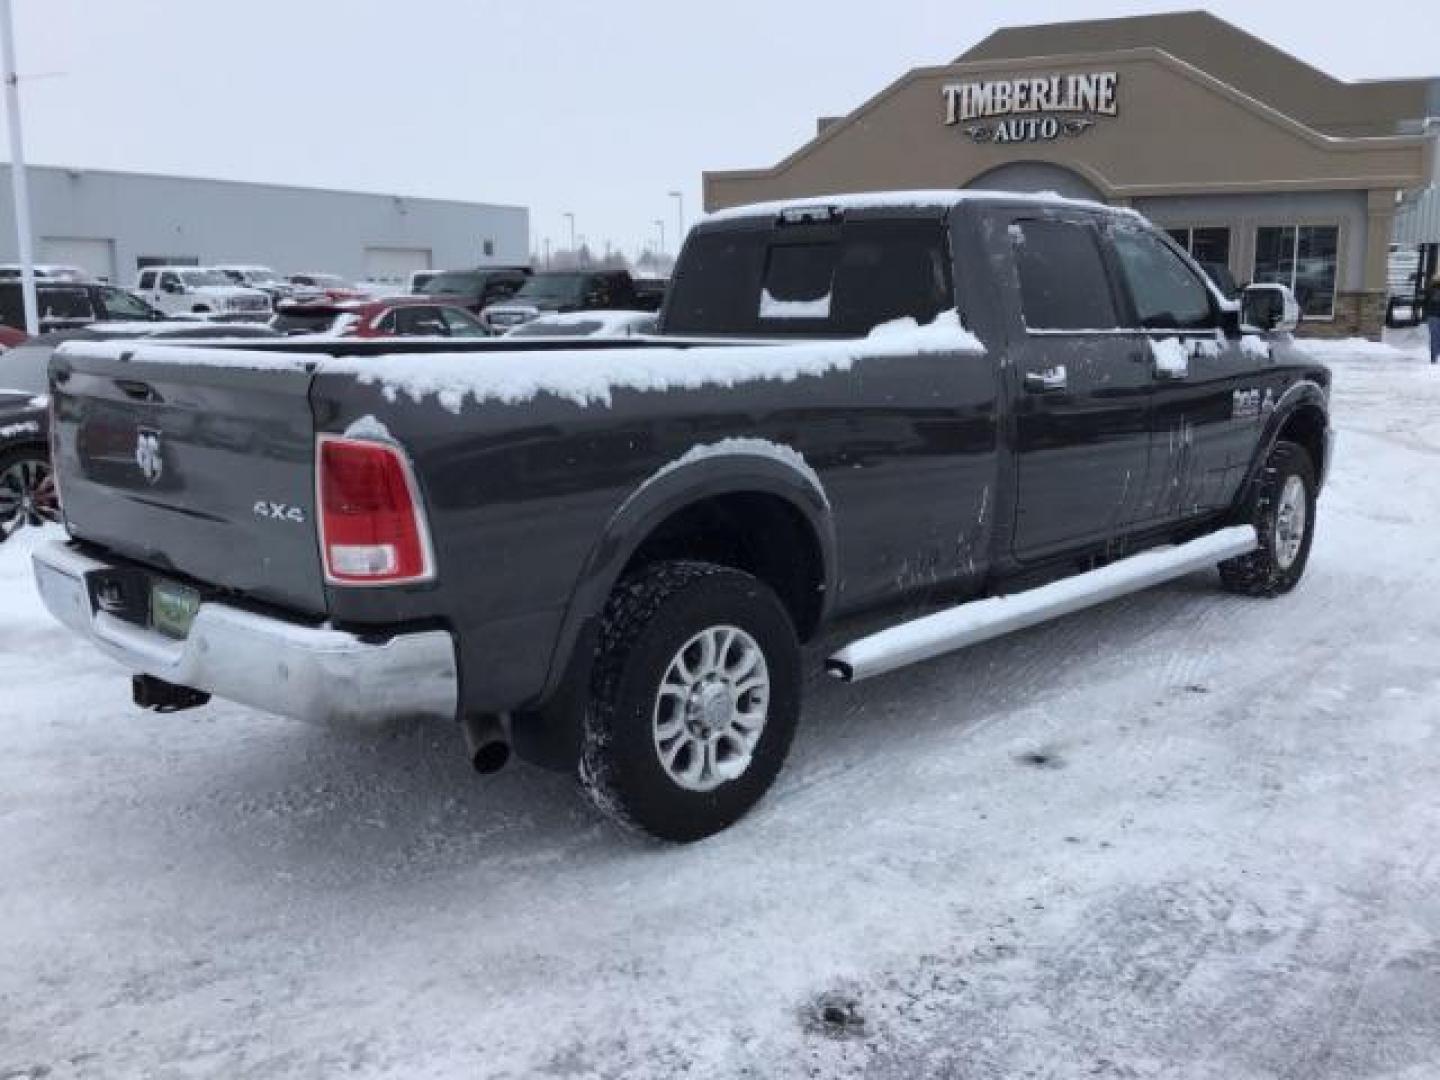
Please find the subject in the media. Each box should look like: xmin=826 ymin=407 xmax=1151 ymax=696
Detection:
xmin=701 ymin=188 xmax=1130 ymax=225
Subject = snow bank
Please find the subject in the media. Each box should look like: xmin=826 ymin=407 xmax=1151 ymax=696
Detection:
xmin=329 ymin=310 xmax=983 ymax=413
xmin=1293 ymin=337 xmax=1422 ymax=363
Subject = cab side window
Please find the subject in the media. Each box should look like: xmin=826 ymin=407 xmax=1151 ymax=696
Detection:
xmin=138 ymin=271 xmax=156 ymax=290
xmin=1010 ymin=217 xmax=1119 ymax=331
xmin=1111 ymin=228 xmax=1215 ymax=330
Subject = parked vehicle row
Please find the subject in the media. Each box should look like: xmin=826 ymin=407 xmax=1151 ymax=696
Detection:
xmin=0 ymin=256 xmax=672 ymax=340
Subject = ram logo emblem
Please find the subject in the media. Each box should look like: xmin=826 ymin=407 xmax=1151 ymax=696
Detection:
xmin=135 ymin=429 xmax=163 ymax=484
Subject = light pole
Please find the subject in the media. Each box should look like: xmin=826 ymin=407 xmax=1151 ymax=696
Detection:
xmin=668 ymin=190 xmax=684 ymax=251
xmin=563 ymin=212 xmax=575 ymax=257
xmin=543 ymin=236 xmax=551 ymax=270
xmin=654 ymin=219 xmax=665 ymax=260
xmin=578 ymin=235 xmax=588 ymax=266
xmin=1 ymin=0 xmax=37 ymax=335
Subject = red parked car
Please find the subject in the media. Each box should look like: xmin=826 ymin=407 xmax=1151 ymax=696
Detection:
xmin=272 ymin=295 xmax=492 ymax=338
xmin=286 ymin=273 xmax=369 ymax=303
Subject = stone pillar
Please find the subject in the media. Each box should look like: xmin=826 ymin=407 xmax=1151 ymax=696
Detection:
xmin=1360 ymin=187 xmax=1397 ymax=340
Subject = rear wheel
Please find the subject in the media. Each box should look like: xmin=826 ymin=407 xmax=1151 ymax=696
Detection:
xmin=0 ymin=448 xmax=58 ymax=543
xmin=1219 ymin=440 xmax=1316 ymax=596
xmin=578 ymin=560 xmax=801 ymax=842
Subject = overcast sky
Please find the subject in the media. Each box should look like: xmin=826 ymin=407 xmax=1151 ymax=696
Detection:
xmin=4 ymin=0 xmax=1434 ymax=262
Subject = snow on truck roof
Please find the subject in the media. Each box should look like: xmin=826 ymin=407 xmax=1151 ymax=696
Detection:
xmin=700 ymin=189 xmax=1133 ymax=224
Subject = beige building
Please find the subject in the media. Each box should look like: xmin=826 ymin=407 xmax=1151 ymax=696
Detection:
xmin=704 ymin=12 xmax=1440 ymax=338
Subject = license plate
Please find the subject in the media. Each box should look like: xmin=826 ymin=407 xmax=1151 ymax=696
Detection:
xmin=149 ymin=579 xmax=201 ymax=639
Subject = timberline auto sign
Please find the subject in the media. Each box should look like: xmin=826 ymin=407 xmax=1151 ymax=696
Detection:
xmin=942 ymin=72 xmax=1119 ymax=144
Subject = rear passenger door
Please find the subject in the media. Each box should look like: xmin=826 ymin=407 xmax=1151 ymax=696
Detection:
xmin=1001 ymin=212 xmax=1153 ymax=560
xmin=1106 ymin=222 xmax=1257 ymax=520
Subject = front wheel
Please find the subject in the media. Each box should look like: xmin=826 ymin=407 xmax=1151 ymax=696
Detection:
xmin=579 ymin=560 xmax=801 ymax=842
xmin=1219 ymin=439 xmax=1316 ymax=597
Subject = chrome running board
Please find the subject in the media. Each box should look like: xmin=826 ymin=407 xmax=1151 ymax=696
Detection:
xmin=826 ymin=526 xmax=1258 ymax=683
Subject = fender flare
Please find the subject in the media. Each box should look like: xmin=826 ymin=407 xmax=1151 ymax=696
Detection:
xmin=1236 ymin=379 xmax=1330 ymax=504
xmin=535 ymin=448 xmax=838 ymax=706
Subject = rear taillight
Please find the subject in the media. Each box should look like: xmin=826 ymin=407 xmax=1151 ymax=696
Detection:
xmin=317 ymin=435 xmax=434 ymax=585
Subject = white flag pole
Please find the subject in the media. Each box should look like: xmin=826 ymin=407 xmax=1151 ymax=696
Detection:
xmin=1 ymin=0 xmax=38 ymax=336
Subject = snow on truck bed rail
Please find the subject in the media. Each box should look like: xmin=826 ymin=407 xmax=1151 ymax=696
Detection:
xmin=57 ymin=340 xmax=317 ymax=373
xmin=58 ymin=311 xmax=983 ymax=412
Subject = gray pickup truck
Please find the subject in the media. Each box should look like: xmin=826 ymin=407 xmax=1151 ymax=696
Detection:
xmin=33 ymin=191 xmax=1331 ymax=841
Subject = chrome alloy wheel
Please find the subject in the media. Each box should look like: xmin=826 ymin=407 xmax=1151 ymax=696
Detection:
xmin=0 ymin=457 xmax=58 ymax=540
xmin=1273 ymin=473 xmax=1307 ymax=571
xmin=652 ymin=625 xmax=770 ymax=792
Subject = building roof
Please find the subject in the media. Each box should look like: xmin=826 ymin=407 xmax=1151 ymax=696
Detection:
xmin=957 ymin=11 xmax=1439 ymax=137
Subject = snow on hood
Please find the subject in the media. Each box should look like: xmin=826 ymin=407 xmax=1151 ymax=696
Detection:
xmin=330 ymin=309 xmax=983 ymax=412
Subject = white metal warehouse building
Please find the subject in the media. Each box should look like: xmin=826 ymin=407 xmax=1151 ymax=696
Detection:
xmin=0 ymin=165 xmax=529 ymax=284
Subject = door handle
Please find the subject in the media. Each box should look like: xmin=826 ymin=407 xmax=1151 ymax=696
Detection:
xmin=1024 ymin=365 xmax=1067 ymax=393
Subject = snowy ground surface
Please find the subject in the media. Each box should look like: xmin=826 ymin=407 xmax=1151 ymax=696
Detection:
xmin=3 ymin=332 xmax=1439 ymax=1079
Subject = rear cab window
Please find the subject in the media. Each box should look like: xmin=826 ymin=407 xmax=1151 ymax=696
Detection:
xmin=663 ymin=212 xmax=954 ymax=337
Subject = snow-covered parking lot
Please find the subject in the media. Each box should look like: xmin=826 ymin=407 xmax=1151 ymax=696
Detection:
xmin=3 ymin=333 xmax=1439 ymax=1080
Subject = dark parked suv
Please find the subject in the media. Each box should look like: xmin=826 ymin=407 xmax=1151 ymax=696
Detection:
xmin=480 ymin=270 xmax=644 ymax=332
xmin=0 ymin=280 xmax=165 ymax=335
xmin=418 ymin=267 xmax=531 ymax=317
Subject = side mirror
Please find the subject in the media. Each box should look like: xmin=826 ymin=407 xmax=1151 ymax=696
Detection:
xmin=161 ymin=280 xmax=183 ymax=295
xmin=1241 ymin=283 xmax=1300 ymax=333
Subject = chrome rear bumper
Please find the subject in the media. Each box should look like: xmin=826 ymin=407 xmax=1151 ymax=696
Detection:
xmin=32 ymin=539 xmax=458 ymax=727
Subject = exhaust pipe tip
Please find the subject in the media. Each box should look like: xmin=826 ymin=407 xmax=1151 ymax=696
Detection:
xmin=461 ymin=713 xmax=513 ymax=775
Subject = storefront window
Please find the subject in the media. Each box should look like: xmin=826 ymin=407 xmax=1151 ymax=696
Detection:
xmin=1254 ymin=225 xmax=1339 ymax=318
xmin=1165 ymin=226 xmax=1231 ymax=268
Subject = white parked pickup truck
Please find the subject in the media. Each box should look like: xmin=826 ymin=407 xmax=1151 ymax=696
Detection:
xmin=134 ymin=266 xmax=272 ymax=321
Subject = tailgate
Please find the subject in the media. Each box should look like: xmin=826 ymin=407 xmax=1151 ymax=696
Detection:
xmin=52 ymin=341 xmax=328 ymax=615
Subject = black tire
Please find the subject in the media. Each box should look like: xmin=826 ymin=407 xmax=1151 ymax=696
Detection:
xmin=1219 ymin=440 xmax=1317 ymax=597
xmin=0 ymin=445 xmax=57 ymax=543
xmin=578 ymin=560 xmax=801 ymax=842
